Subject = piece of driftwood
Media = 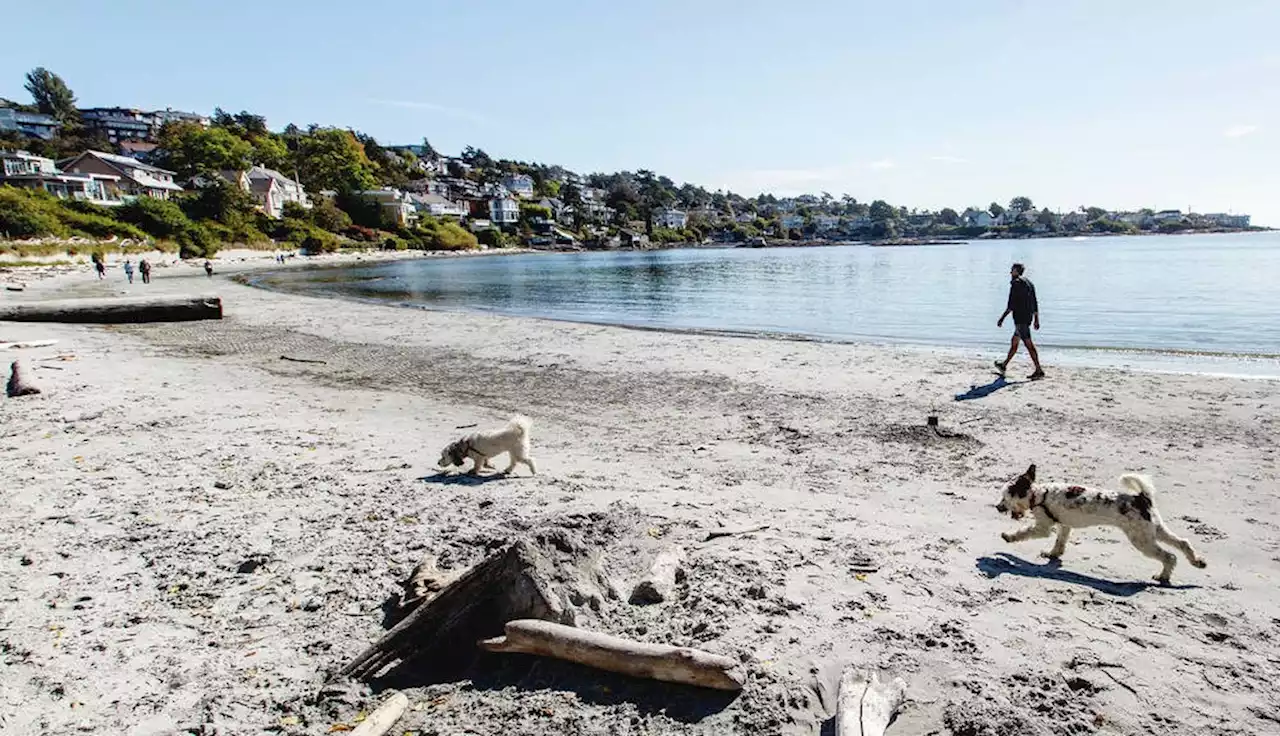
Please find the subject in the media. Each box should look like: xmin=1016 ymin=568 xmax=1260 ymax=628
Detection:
xmin=629 ymin=545 xmax=685 ymax=604
xmin=280 ymin=355 xmax=327 ymax=364
xmin=349 ymin=691 xmax=409 ymax=736
xmin=703 ymin=524 xmax=770 ymax=542
xmin=0 ymin=340 xmax=58 ymax=350
xmin=0 ymin=295 xmax=222 ymax=323
xmin=398 ymin=555 xmax=456 ymax=613
xmin=480 ymin=619 xmax=744 ymax=691
xmin=835 ymin=668 xmax=906 ymax=736
xmin=7 ymin=360 xmax=41 ymax=397
xmin=339 ymin=535 xmax=614 ymax=682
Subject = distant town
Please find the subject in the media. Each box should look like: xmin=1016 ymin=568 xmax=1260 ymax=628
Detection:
xmin=1 ymin=68 xmax=1261 ymax=257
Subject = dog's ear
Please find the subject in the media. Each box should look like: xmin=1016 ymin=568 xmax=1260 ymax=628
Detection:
xmin=1010 ymin=474 xmax=1031 ymax=498
xmin=1025 ymin=464 xmax=1037 ymax=481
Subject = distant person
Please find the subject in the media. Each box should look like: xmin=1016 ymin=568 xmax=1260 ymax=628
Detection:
xmin=995 ymin=262 xmax=1045 ymax=380
xmin=139 ymin=259 xmax=152 ymax=284
xmin=94 ymin=259 xmax=106 ymax=280
xmin=123 ymin=260 xmax=135 ymax=284
xmin=204 ymin=260 xmax=214 ymax=278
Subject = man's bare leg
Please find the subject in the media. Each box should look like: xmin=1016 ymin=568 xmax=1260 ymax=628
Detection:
xmin=1024 ymin=338 xmax=1043 ymax=373
xmin=999 ymin=334 xmax=1021 ymax=372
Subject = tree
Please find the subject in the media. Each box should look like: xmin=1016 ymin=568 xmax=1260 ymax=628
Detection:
xmin=419 ymin=137 xmax=439 ymax=161
xmin=1036 ymin=208 xmax=1057 ymax=228
xmin=938 ymin=207 xmax=960 ymax=226
xmin=24 ymin=68 xmax=78 ymax=124
xmin=1085 ymin=206 xmax=1107 ymax=221
xmin=1009 ymin=196 xmax=1034 ymax=213
xmin=309 ymin=197 xmax=353 ymax=232
xmin=295 ymin=128 xmax=378 ymax=193
xmin=988 ymin=202 xmax=1006 ymax=218
xmin=868 ymin=199 xmax=897 ymax=221
xmin=156 ymin=122 xmax=253 ymax=179
xmin=179 ymin=178 xmax=258 ymax=225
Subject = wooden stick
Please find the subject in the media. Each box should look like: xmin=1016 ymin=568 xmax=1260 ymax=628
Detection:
xmin=836 ymin=668 xmax=905 ymax=736
xmin=7 ymin=360 xmax=41 ymax=397
xmin=479 ymin=619 xmax=744 ymax=691
xmin=629 ymin=545 xmax=684 ymax=604
xmin=0 ymin=295 xmax=222 ymax=323
xmin=280 ymin=355 xmax=327 ymax=364
xmin=0 ymin=339 xmax=58 ymax=350
xmin=703 ymin=524 xmax=769 ymax=542
xmin=350 ymin=691 xmax=409 ymax=736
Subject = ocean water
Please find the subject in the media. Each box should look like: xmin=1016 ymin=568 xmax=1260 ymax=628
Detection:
xmin=251 ymin=232 xmax=1280 ymax=377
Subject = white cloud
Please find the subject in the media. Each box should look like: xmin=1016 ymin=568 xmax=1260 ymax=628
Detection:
xmin=1223 ymin=124 xmax=1259 ymax=138
xmin=367 ymin=98 xmax=493 ymax=125
xmin=929 ymin=155 xmax=968 ymax=164
xmin=868 ymin=159 xmax=896 ymax=170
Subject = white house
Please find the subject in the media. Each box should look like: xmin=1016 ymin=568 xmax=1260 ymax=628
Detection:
xmin=653 ymin=207 xmax=687 ymax=229
xmin=814 ymin=214 xmax=841 ymax=231
xmin=780 ymin=214 xmax=805 ymax=230
xmin=963 ymin=209 xmax=994 ymax=227
xmin=59 ymin=150 xmax=183 ymax=200
xmin=247 ymin=166 xmax=309 ymax=218
xmin=358 ymin=189 xmax=417 ymax=227
xmin=489 ymin=196 xmax=520 ymax=225
xmin=1061 ymin=211 xmax=1090 ymax=229
xmin=0 ymin=150 xmax=122 ymax=206
xmin=409 ymin=193 xmax=467 ymax=218
xmin=1204 ymin=213 xmax=1250 ymax=228
xmin=501 ymin=173 xmax=535 ymax=198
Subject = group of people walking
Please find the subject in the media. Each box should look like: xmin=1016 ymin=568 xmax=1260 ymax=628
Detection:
xmin=96 ymin=258 xmax=152 ymax=284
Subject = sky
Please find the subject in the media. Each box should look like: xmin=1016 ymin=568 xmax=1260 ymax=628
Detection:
xmin=4 ymin=1 xmax=1279 ymax=224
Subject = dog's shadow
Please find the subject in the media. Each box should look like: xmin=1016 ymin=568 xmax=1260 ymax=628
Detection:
xmin=976 ymin=553 xmax=1200 ymax=596
xmin=419 ymin=471 xmax=514 ymax=486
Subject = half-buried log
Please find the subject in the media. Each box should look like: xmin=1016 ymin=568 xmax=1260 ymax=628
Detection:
xmin=629 ymin=545 xmax=685 ymax=604
xmin=339 ymin=534 xmax=615 ymax=682
xmin=349 ymin=691 xmax=409 ymax=736
xmin=7 ymin=360 xmax=41 ymax=397
xmin=835 ymin=668 xmax=906 ymax=736
xmin=480 ymin=619 xmax=744 ymax=691
xmin=0 ymin=295 xmax=222 ymax=323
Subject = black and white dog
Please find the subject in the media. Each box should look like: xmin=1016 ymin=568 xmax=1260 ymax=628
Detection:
xmin=996 ymin=464 xmax=1206 ymax=584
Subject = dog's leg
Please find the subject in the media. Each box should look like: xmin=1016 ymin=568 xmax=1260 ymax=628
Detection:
xmin=524 ymin=456 xmax=537 ymax=475
xmin=1043 ymin=526 xmax=1072 ymax=560
xmin=1156 ymin=523 xmax=1207 ymax=569
xmin=1002 ymin=522 xmax=1054 ymax=544
xmin=1124 ymin=527 xmax=1178 ymax=584
xmin=468 ymin=452 xmax=488 ymax=475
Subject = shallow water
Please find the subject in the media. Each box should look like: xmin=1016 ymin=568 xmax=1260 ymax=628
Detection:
xmin=251 ymin=233 xmax=1280 ymax=377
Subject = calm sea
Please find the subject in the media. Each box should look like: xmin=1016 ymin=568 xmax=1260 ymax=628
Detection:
xmin=251 ymin=233 xmax=1280 ymax=377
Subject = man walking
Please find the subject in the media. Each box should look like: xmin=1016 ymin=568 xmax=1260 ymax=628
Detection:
xmin=123 ymin=259 xmax=135 ymax=284
xmin=995 ymin=262 xmax=1045 ymax=380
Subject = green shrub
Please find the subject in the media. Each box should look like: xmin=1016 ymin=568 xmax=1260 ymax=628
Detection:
xmin=117 ymin=197 xmax=194 ymax=239
xmin=177 ymin=223 xmax=218 ymax=259
xmin=476 ymin=228 xmax=505 ymax=248
xmin=57 ymin=208 xmax=149 ymax=240
xmin=382 ymin=236 xmax=408 ymax=251
xmin=0 ymin=186 xmax=70 ymax=238
xmin=301 ymin=228 xmax=341 ymax=254
xmin=311 ymin=197 xmax=353 ymax=232
xmin=414 ymin=217 xmax=479 ymax=251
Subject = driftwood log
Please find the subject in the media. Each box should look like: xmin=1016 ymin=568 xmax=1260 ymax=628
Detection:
xmin=629 ymin=545 xmax=685 ymax=604
xmin=339 ymin=536 xmax=614 ymax=682
xmin=6 ymin=360 xmax=41 ymax=397
xmin=397 ymin=554 xmax=457 ymax=615
xmin=480 ymin=619 xmax=744 ymax=691
xmin=0 ymin=295 xmax=222 ymax=323
xmin=349 ymin=691 xmax=409 ymax=736
xmin=835 ymin=668 xmax=906 ymax=736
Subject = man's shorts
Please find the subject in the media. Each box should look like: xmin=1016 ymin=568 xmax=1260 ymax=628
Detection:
xmin=1014 ymin=322 xmax=1033 ymax=340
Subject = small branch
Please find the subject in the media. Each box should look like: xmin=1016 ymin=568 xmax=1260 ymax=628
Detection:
xmin=703 ymin=524 xmax=770 ymax=542
xmin=350 ymin=691 xmax=409 ymax=736
xmin=280 ymin=355 xmax=328 ymax=364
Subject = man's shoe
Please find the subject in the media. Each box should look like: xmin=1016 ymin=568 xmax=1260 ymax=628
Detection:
xmin=1029 ymin=370 xmax=1046 ymax=381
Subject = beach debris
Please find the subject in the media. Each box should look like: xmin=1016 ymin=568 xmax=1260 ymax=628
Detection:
xmin=7 ymin=359 xmax=41 ymax=397
xmin=835 ymin=668 xmax=906 ymax=736
xmin=0 ymin=295 xmax=222 ymax=323
xmin=629 ymin=545 xmax=685 ymax=605
xmin=703 ymin=524 xmax=770 ymax=542
xmin=339 ymin=534 xmax=614 ymax=682
xmin=349 ymin=691 xmax=409 ymax=736
xmin=0 ymin=339 xmax=58 ymax=349
xmin=281 ymin=355 xmax=328 ymax=364
xmin=5 ymin=284 xmax=25 ymax=291
xmin=397 ymin=554 xmax=457 ymax=616
xmin=479 ymin=619 xmax=745 ymax=692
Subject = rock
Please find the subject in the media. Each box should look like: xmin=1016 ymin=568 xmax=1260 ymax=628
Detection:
xmin=213 ymin=480 xmax=232 ymax=490
xmin=236 ymin=555 xmax=269 ymax=574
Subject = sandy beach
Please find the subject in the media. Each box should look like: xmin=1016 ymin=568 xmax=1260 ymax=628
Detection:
xmin=2 ymin=256 xmax=1278 ymax=735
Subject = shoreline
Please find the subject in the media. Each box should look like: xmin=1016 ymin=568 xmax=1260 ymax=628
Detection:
xmin=2 ymin=270 xmax=1278 ymax=734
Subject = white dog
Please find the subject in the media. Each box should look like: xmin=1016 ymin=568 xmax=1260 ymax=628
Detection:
xmin=438 ymin=415 xmax=536 ymax=476
xmin=996 ymin=464 xmax=1206 ymax=584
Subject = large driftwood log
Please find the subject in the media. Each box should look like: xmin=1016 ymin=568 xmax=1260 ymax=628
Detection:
xmin=6 ymin=360 xmax=41 ymax=397
xmin=835 ymin=668 xmax=906 ymax=736
xmin=629 ymin=545 xmax=685 ymax=604
xmin=0 ymin=295 xmax=222 ymax=323
xmin=349 ymin=691 xmax=409 ymax=736
xmin=480 ymin=619 xmax=744 ymax=691
xmin=339 ymin=536 xmax=613 ymax=682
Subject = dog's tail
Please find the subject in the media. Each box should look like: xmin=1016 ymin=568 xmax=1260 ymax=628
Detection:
xmin=1119 ymin=473 xmax=1156 ymax=500
xmin=508 ymin=414 xmax=532 ymax=436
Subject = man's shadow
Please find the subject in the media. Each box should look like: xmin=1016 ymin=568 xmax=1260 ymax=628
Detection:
xmin=419 ymin=472 xmax=514 ymax=486
xmin=955 ymin=375 xmax=1026 ymax=401
xmin=975 ymin=552 xmax=1199 ymax=596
